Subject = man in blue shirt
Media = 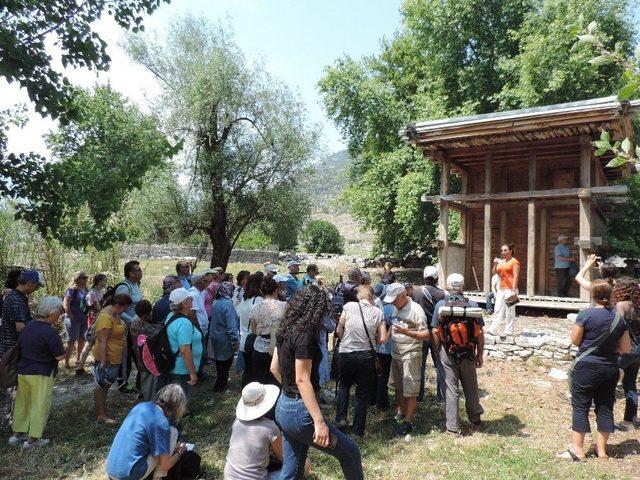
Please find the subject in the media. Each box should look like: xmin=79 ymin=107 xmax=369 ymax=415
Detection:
xmin=554 ymin=234 xmax=575 ymax=297
xmin=175 ymin=260 xmax=192 ymax=290
xmin=284 ymin=260 xmax=302 ymax=301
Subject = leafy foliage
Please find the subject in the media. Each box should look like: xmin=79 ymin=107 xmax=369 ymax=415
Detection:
xmin=319 ymin=0 xmax=636 ymax=256
xmin=17 ymin=86 xmax=178 ymax=249
xmin=126 ymin=16 xmax=319 ymax=267
xmin=607 ymin=173 xmax=640 ymax=258
xmin=0 ymin=0 xmax=169 ymax=120
xmin=302 ymin=220 xmax=345 ymax=254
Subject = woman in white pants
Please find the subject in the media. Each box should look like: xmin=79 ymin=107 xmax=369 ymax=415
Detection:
xmin=488 ymin=244 xmax=520 ymax=336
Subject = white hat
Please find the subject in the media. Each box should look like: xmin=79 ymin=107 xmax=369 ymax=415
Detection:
xmin=236 ymin=382 xmax=280 ymax=421
xmin=273 ymin=274 xmax=288 ymax=283
xmin=383 ymin=282 xmax=406 ymax=303
xmin=287 ymin=260 xmax=301 ymax=269
xmin=169 ymin=288 xmax=191 ymax=305
xmin=423 ymin=266 xmax=438 ymax=279
xmin=446 ymin=273 xmax=465 ymax=292
xmin=557 ymin=234 xmax=569 ymax=242
xmin=265 ymin=264 xmax=279 ymax=273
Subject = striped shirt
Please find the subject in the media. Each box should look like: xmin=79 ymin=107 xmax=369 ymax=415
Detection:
xmin=0 ymin=289 xmax=32 ymax=356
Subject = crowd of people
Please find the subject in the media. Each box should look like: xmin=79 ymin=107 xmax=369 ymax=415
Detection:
xmin=0 ymin=247 xmax=638 ymax=477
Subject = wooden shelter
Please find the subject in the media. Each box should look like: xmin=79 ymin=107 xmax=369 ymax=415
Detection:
xmin=403 ymin=96 xmax=640 ymax=310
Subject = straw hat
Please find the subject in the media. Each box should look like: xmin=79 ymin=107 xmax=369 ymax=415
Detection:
xmin=236 ymin=382 xmax=280 ymax=421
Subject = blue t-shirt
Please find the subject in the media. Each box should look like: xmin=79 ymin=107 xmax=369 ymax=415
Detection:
xmin=554 ymin=244 xmax=571 ymax=269
xmin=284 ymin=274 xmax=301 ymax=302
xmin=17 ymin=320 xmax=65 ymax=377
xmin=165 ymin=314 xmax=203 ymax=375
xmin=431 ymin=298 xmax=482 ymax=329
xmin=576 ymin=307 xmax=627 ymax=365
xmin=376 ymin=303 xmax=394 ymax=355
xmin=106 ymin=402 xmax=171 ymax=480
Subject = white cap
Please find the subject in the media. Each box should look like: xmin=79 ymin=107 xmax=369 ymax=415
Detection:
xmin=273 ymin=274 xmax=288 ymax=283
xmin=557 ymin=234 xmax=569 ymax=242
xmin=169 ymin=288 xmax=191 ymax=305
xmin=423 ymin=266 xmax=438 ymax=279
xmin=265 ymin=264 xmax=279 ymax=273
xmin=287 ymin=260 xmax=301 ymax=269
xmin=236 ymin=382 xmax=280 ymax=422
xmin=383 ymin=283 xmax=406 ymax=303
xmin=446 ymin=273 xmax=465 ymax=292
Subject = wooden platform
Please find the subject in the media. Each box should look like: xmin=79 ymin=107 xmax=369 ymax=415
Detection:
xmin=464 ymin=291 xmax=589 ymax=312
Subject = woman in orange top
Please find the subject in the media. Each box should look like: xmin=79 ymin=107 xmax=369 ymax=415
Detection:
xmin=488 ymin=243 xmax=520 ymax=336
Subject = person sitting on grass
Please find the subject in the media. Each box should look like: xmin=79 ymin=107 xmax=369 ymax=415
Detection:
xmin=93 ymin=293 xmax=131 ymax=424
xmin=106 ymin=384 xmax=188 ymax=480
xmin=224 ymin=382 xmax=311 ymax=479
xmin=9 ymin=296 xmax=66 ymax=449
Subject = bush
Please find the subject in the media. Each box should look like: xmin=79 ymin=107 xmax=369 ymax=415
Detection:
xmin=303 ymin=220 xmax=344 ymax=254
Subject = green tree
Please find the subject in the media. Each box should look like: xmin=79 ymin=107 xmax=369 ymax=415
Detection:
xmin=302 ymin=220 xmax=344 ymax=254
xmin=18 ymin=86 xmax=178 ymax=249
xmin=126 ymin=16 xmax=319 ymax=268
xmin=319 ymin=0 xmax=636 ymax=257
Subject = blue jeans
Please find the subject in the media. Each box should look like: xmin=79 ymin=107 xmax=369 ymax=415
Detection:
xmin=275 ymin=394 xmax=363 ymax=480
xmin=418 ymin=340 xmax=445 ymax=402
xmin=622 ymin=357 xmax=640 ymax=422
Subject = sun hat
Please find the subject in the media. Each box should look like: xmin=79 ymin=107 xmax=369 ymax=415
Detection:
xmin=287 ymin=260 xmax=301 ymax=269
xmin=557 ymin=234 xmax=569 ymax=242
xmin=273 ymin=274 xmax=288 ymax=283
xmin=446 ymin=273 xmax=465 ymax=292
xmin=169 ymin=288 xmax=191 ymax=305
xmin=236 ymin=382 xmax=280 ymax=421
xmin=423 ymin=266 xmax=438 ymax=280
xmin=383 ymin=282 xmax=406 ymax=303
xmin=265 ymin=264 xmax=279 ymax=273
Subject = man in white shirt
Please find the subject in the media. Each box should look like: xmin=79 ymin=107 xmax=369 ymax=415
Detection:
xmin=188 ymin=273 xmax=214 ymax=377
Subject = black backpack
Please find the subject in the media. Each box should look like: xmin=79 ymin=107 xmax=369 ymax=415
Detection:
xmin=331 ymin=281 xmax=358 ymax=320
xmin=102 ymin=282 xmax=130 ymax=307
xmin=142 ymin=313 xmax=188 ymax=376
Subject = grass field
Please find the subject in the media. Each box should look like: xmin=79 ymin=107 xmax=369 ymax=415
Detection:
xmin=2 ymin=258 xmax=639 ymax=479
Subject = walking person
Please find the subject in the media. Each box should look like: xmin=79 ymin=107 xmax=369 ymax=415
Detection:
xmin=411 ymin=266 xmax=446 ymax=402
xmin=76 ymin=273 xmax=108 ymax=374
xmin=237 ymin=274 xmax=264 ymax=387
xmin=334 ymin=285 xmax=387 ymax=437
xmin=488 ymin=244 xmax=520 ymax=337
xmin=115 ymin=260 xmax=144 ymax=393
xmin=93 ymin=294 xmax=131 ymax=424
xmin=611 ymin=277 xmax=640 ymax=431
xmin=555 ymin=235 xmax=575 ymax=297
xmin=9 ymin=297 xmax=66 ymax=449
xmin=383 ymin=283 xmax=430 ymax=436
xmin=271 ymin=285 xmax=363 ymax=479
xmin=210 ymin=281 xmax=240 ymax=392
xmin=373 ymin=283 xmax=393 ymax=410
xmin=431 ymin=274 xmax=485 ymax=435
xmin=63 ymin=271 xmax=89 ymax=372
xmin=557 ymin=280 xmax=630 ymax=461
xmin=0 ymin=269 xmax=41 ymax=427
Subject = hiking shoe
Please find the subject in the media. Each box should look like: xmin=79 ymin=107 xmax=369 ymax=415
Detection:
xmin=396 ymin=421 xmax=413 ymax=436
xmin=335 ymin=418 xmax=347 ymax=429
xmin=471 ymin=420 xmax=485 ymax=432
xmin=8 ymin=434 xmax=26 ymax=446
xmin=23 ymin=438 xmax=50 ymax=449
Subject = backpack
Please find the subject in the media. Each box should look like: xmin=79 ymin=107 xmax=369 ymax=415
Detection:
xmin=0 ymin=342 xmax=20 ymax=388
xmin=437 ymin=294 xmax=482 ymax=363
xmin=78 ymin=289 xmax=93 ymax=315
xmin=102 ymin=282 xmax=130 ymax=307
xmin=330 ymin=281 xmax=358 ymax=320
xmin=140 ymin=313 xmax=188 ymax=377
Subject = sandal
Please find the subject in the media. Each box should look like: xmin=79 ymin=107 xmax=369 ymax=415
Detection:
xmin=556 ymin=447 xmax=585 ymax=462
xmin=97 ymin=417 xmax=116 ymax=424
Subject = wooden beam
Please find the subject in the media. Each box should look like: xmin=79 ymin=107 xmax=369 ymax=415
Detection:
xmin=438 ymin=153 xmax=450 ymax=289
xmin=483 ymin=153 xmax=492 ymax=291
xmin=446 ymin=135 xmax=582 ymax=158
xmin=484 ymin=153 xmax=492 ymax=194
xmin=421 ymin=184 xmax=628 ymax=204
xmin=579 ymin=135 xmax=593 ymax=302
xmin=527 ymin=200 xmax=536 ymax=296
xmin=538 ymin=208 xmax=548 ymax=296
xmin=529 ymin=151 xmax=537 ymax=190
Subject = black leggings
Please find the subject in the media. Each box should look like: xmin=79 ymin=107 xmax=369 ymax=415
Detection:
xmin=252 ymin=351 xmax=279 ymax=386
xmin=214 ymin=357 xmax=234 ymax=392
xmin=571 ymin=361 xmax=619 ymax=433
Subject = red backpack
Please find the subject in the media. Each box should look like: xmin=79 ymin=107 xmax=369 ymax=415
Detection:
xmin=437 ymin=294 xmax=482 ymax=363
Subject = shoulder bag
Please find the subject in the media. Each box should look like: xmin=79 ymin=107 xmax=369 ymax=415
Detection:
xmin=357 ymin=302 xmax=383 ymax=377
xmin=568 ymin=312 xmax=620 ymax=388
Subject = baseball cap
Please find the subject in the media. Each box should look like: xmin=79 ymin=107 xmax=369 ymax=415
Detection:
xmin=446 ymin=273 xmax=465 ymax=292
xmin=287 ymin=260 xmax=301 ymax=269
xmin=383 ymin=283 xmax=406 ymax=303
xmin=557 ymin=234 xmax=568 ymax=242
xmin=190 ymin=273 xmax=204 ymax=284
xmin=265 ymin=264 xmax=279 ymax=273
xmin=423 ymin=266 xmax=438 ymax=279
xmin=273 ymin=274 xmax=288 ymax=283
xmin=19 ymin=269 xmax=44 ymax=287
xmin=373 ymin=283 xmax=387 ymax=299
xmin=169 ymin=288 xmax=191 ymax=305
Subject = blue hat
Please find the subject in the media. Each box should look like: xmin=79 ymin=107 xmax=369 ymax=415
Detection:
xmin=19 ymin=269 xmax=43 ymax=287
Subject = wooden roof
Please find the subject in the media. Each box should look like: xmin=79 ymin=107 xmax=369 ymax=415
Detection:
xmin=403 ymin=96 xmax=639 ymax=152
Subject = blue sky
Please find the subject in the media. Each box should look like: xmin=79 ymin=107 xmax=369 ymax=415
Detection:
xmin=1 ymin=0 xmax=403 ymax=155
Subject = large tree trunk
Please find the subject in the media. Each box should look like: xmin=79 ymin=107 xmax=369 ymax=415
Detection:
xmin=209 ymin=233 xmax=232 ymax=270
xmin=208 ymin=197 xmax=233 ymax=270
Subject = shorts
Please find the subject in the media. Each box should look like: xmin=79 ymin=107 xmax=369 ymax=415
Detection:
xmin=390 ymin=352 xmax=421 ymax=397
xmin=65 ymin=315 xmax=88 ymax=342
xmin=93 ymin=362 xmax=120 ymax=388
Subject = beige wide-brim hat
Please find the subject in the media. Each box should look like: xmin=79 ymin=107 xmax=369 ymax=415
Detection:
xmin=236 ymin=382 xmax=281 ymax=422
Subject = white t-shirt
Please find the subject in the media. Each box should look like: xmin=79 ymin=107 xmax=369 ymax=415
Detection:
xmin=338 ymin=300 xmax=383 ymax=354
xmin=250 ymin=298 xmax=287 ymax=354
xmin=392 ymin=298 xmax=427 ymax=357
xmin=224 ymin=417 xmax=280 ymax=480
xmin=236 ymin=296 xmax=263 ymax=352
xmin=188 ymin=286 xmax=208 ymax=332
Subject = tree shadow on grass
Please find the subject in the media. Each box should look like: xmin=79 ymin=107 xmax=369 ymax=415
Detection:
xmin=482 ymin=414 xmax=528 ymax=437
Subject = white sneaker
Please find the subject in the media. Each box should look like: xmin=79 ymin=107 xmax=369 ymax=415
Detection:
xmin=8 ymin=434 xmax=26 ymax=446
xmin=23 ymin=438 xmax=50 ymax=449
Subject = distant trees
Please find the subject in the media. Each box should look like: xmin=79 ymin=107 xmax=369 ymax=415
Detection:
xmin=303 ymin=220 xmax=345 ymax=255
xmin=126 ymin=16 xmax=319 ymax=268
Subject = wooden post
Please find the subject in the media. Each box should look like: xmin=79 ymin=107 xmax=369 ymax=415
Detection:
xmin=438 ymin=152 xmax=450 ymax=289
xmin=579 ymin=135 xmax=593 ymax=301
xmin=538 ymin=208 xmax=548 ymax=296
xmin=500 ymin=210 xmax=507 ymax=245
xmin=483 ymin=153 xmax=493 ymax=292
xmin=527 ymin=152 xmax=537 ymax=297
xmin=459 ymin=171 xmax=469 ymax=243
